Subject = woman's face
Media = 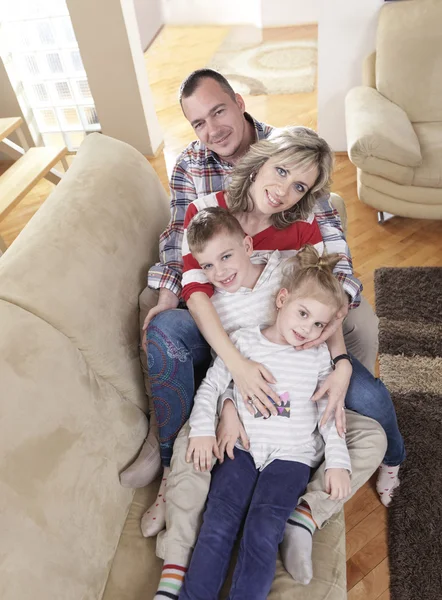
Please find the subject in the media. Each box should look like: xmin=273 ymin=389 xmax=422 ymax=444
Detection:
xmin=250 ymin=157 xmax=319 ymax=217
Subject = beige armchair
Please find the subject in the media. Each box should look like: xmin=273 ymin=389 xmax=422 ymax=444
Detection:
xmin=345 ymin=0 xmax=442 ymax=222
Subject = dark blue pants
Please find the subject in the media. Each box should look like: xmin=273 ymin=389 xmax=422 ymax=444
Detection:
xmin=147 ymin=309 xmax=405 ymax=467
xmin=180 ymin=449 xmax=311 ymax=600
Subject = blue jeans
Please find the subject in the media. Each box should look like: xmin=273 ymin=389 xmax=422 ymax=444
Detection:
xmin=147 ymin=309 xmax=405 ymax=467
xmin=180 ymin=449 xmax=310 ymax=600
xmin=345 ymin=356 xmax=405 ymax=466
xmin=147 ymin=309 xmax=211 ymax=466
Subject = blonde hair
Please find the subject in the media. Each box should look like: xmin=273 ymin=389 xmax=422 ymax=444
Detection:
xmin=228 ymin=126 xmax=333 ymax=228
xmin=281 ymin=245 xmax=347 ymax=312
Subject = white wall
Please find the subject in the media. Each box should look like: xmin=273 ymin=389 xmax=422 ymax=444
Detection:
xmin=134 ymin=0 xmax=164 ymax=51
xmin=317 ymin=0 xmax=383 ymax=151
xmin=161 ymin=0 xmax=262 ymax=26
xmin=261 ymin=0 xmax=319 ymax=27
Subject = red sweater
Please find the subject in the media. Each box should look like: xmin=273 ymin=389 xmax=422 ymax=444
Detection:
xmin=181 ymin=191 xmax=323 ymax=302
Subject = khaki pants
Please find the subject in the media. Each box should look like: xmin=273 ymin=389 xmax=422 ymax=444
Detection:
xmin=343 ymin=296 xmax=379 ymax=376
xmin=156 ymin=410 xmax=387 ymax=565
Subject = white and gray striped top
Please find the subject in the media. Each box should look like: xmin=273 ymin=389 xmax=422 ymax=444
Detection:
xmin=189 ymin=326 xmax=351 ymax=472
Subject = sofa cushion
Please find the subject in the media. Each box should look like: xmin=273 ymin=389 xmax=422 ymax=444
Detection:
xmin=376 ymin=0 xmax=442 ymax=123
xmin=412 ymin=123 xmax=442 ymax=188
xmin=0 ymin=133 xmax=170 ymax=413
xmin=103 ymin=484 xmax=346 ymax=600
xmin=0 ymin=301 xmax=147 ymax=600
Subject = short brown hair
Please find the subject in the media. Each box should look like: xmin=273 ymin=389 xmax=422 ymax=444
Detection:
xmin=228 ymin=126 xmax=334 ymax=229
xmin=179 ymin=69 xmax=236 ymax=106
xmin=187 ymin=207 xmax=245 ymax=254
xmin=281 ymin=245 xmax=347 ymax=312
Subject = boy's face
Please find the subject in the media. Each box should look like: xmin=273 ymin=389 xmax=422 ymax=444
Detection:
xmin=193 ymin=232 xmax=254 ymax=293
xmin=275 ymin=292 xmax=336 ymax=347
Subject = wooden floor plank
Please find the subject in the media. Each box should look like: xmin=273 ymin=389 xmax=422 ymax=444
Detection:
xmin=348 ymin=558 xmax=390 ymax=599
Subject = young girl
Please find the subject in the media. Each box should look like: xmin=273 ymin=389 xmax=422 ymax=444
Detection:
xmin=180 ymin=245 xmax=351 ymax=600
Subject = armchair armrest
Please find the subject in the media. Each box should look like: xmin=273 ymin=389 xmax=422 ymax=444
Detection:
xmin=345 ymin=86 xmax=422 ymax=168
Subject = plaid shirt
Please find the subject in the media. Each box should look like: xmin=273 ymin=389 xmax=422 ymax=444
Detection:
xmin=148 ymin=114 xmax=362 ymax=308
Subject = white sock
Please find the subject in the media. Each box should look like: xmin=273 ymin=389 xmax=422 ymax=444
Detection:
xmin=280 ymin=503 xmax=316 ymax=585
xmin=141 ymin=467 xmax=169 ymax=538
xmin=120 ymin=428 xmax=161 ymax=488
xmin=376 ymin=463 xmax=400 ymax=507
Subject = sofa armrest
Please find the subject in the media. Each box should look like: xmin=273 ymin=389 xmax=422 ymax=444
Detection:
xmin=345 ymin=86 xmax=422 ymax=168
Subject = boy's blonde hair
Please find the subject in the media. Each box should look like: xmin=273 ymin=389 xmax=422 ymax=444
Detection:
xmin=281 ymin=245 xmax=347 ymax=312
xmin=187 ymin=206 xmax=245 ymax=254
xmin=228 ymin=126 xmax=334 ymax=229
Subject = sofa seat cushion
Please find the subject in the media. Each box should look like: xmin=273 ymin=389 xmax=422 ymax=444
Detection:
xmin=412 ymin=123 xmax=442 ymax=188
xmin=103 ymin=484 xmax=346 ymax=600
xmin=360 ymin=170 xmax=442 ymax=206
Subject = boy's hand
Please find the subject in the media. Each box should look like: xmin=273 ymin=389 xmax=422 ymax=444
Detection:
xmin=186 ymin=436 xmax=221 ymax=472
xmin=141 ymin=289 xmax=179 ymax=352
xmin=311 ymin=360 xmax=353 ymax=437
xmin=229 ymin=357 xmax=280 ymax=418
xmin=216 ymin=399 xmax=250 ymax=462
xmin=325 ymin=468 xmax=351 ymax=500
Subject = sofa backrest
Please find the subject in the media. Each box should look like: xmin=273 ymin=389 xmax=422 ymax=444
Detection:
xmin=376 ymin=0 xmax=442 ymax=123
xmin=0 ymin=133 xmax=170 ymax=600
xmin=0 ymin=133 xmax=170 ymax=411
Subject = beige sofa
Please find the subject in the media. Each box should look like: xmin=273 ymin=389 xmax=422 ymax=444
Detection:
xmin=0 ymin=133 xmax=347 ymax=600
xmin=345 ymin=0 xmax=442 ymax=221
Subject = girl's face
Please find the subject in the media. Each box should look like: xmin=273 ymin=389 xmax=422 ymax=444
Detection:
xmin=273 ymin=290 xmax=336 ymax=347
xmin=250 ymin=157 xmax=319 ymax=217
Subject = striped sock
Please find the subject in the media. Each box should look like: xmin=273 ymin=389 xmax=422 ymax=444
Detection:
xmin=289 ymin=502 xmax=317 ymax=535
xmin=281 ymin=503 xmax=317 ymax=585
xmin=154 ymin=564 xmax=187 ymax=599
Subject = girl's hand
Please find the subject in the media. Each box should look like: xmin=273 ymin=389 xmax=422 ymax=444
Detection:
xmin=296 ymin=307 xmax=347 ymax=351
xmin=186 ymin=436 xmax=221 ymax=472
xmin=216 ymin=399 xmax=250 ymax=462
xmin=228 ymin=357 xmax=280 ymax=418
xmin=325 ymin=468 xmax=351 ymax=500
xmin=311 ymin=360 xmax=352 ymax=437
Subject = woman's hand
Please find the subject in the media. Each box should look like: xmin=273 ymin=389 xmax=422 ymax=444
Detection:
xmin=216 ymin=399 xmax=250 ymax=462
xmin=186 ymin=436 xmax=221 ymax=472
xmin=311 ymin=360 xmax=353 ymax=437
xmin=141 ymin=289 xmax=179 ymax=353
xmin=295 ymin=304 xmax=348 ymax=351
xmin=325 ymin=468 xmax=352 ymax=500
xmin=228 ymin=357 xmax=280 ymax=418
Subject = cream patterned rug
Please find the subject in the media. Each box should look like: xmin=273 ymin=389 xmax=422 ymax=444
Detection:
xmin=207 ymin=26 xmax=317 ymax=96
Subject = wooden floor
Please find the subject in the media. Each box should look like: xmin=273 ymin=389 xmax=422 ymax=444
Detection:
xmin=1 ymin=24 xmax=442 ymax=598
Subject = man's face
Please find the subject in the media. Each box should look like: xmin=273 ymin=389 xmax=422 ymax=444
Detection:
xmin=181 ymin=78 xmax=248 ymax=161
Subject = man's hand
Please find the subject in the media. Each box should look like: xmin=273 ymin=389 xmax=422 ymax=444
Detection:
xmin=311 ymin=359 xmax=353 ymax=437
xmin=216 ymin=399 xmax=249 ymax=462
xmin=141 ymin=288 xmax=179 ymax=352
xmin=296 ymin=302 xmax=348 ymax=351
xmin=325 ymin=468 xmax=351 ymax=500
xmin=186 ymin=436 xmax=221 ymax=472
xmin=229 ymin=357 xmax=280 ymax=418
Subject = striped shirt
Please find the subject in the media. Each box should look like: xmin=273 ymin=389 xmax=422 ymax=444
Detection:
xmin=147 ymin=113 xmax=362 ymax=307
xmin=189 ymin=326 xmax=351 ymax=472
xmin=181 ymin=191 xmax=323 ymax=302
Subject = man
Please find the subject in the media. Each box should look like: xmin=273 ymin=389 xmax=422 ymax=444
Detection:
xmin=120 ymin=69 xmax=387 ymax=599
xmin=146 ymin=68 xmax=379 ymax=373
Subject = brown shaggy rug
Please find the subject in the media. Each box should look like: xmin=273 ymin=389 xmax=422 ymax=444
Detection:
xmin=375 ymin=267 xmax=442 ymax=600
